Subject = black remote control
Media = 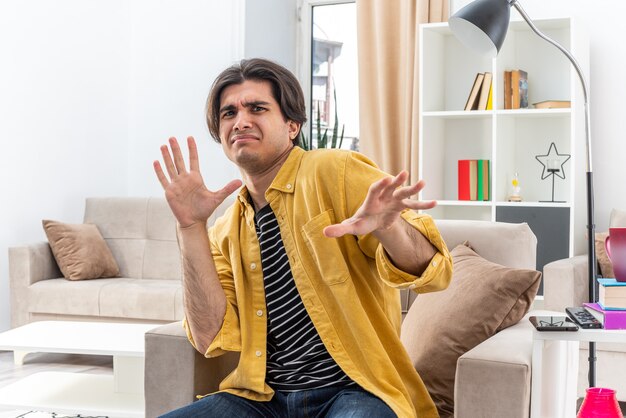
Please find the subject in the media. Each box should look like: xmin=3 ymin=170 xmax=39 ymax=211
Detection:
xmin=565 ymin=307 xmax=602 ymax=329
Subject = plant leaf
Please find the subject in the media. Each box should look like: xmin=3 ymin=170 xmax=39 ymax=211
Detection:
xmin=316 ymin=101 xmax=322 ymax=149
xmin=300 ymin=131 xmax=310 ymax=151
xmin=331 ymin=87 xmax=340 ymax=148
xmin=338 ymin=124 xmax=345 ymax=149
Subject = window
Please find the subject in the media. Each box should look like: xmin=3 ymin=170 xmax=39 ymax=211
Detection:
xmin=297 ymin=1 xmax=358 ymax=151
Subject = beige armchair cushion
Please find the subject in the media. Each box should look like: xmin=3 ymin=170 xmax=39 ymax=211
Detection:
xmin=401 ymin=243 xmax=541 ymax=417
xmin=42 ymin=220 xmax=119 ymax=280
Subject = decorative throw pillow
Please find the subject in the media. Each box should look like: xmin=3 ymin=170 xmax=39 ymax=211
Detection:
xmin=401 ymin=243 xmax=541 ymax=418
xmin=596 ymin=232 xmax=614 ymax=278
xmin=42 ymin=220 xmax=120 ymax=280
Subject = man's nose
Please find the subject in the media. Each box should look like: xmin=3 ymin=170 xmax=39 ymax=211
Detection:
xmin=233 ymin=111 xmax=252 ymax=131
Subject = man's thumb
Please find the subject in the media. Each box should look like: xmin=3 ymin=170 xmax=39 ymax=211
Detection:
xmin=218 ymin=179 xmax=243 ymax=201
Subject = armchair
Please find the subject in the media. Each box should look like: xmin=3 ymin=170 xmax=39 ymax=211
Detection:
xmin=145 ymin=219 xmax=548 ymax=418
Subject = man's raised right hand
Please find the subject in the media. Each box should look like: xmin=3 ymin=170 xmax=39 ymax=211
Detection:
xmin=153 ymin=136 xmax=242 ymax=229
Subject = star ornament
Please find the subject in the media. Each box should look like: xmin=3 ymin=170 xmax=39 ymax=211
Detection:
xmin=535 ymin=142 xmax=571 ymax=180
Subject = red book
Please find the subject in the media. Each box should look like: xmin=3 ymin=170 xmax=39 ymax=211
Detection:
xmin=458 ymin=160 xmax=477 ymax=200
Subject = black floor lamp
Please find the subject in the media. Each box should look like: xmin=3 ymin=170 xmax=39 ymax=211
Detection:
xmin=448 ymin=0 xmax=598 ymax=387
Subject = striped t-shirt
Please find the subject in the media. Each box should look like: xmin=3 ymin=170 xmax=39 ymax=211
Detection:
xmin=255 ymin=204 xmax=354 ymax=392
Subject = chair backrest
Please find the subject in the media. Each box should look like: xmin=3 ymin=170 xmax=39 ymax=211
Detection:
xmin=400 ymin=219 xmax=537 ymax=314
xmin=83 ymin=197 xmax=232 ymax=280
xmin=435 ymin=219 xmax=537 ymax=270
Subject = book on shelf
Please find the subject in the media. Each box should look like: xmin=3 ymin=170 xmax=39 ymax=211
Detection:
xmin=458 ymin=160 xmax=478 ymax=200
xmin=485 ymin=82 xmax=493 ymax=110
xmin=503 ymin=70 xmax=512 ymax=110
xmin=477 ymin=72 xmax=492 ymax=111
xmin=511 ymin=69 xmax=528 ymax=109
xmin=458 ymin=159 xmax=489 ymax=201
xmin=511 ymin=70 xmax=520 ymax=109
xmin=584 ymin=303 xmax=626 ymax=329
xmin=464 ymin=73 xmax=485 ymax=111
xmin=598 ymin=278 xmax=626 ymax=310
xmin=518 ymin=70 xmax=528 ymax=108
xmin=533 ymin=100 xmax=571 ymax=109
xmin=476 ymin=159 xmax=490 ymax=200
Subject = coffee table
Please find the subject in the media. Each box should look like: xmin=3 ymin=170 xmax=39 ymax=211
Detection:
xmin=0 ymin=321 xmax=157 ymax=418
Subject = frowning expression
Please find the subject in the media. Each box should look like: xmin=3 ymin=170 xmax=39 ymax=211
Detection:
xmin=218 ymin=80 xmax=299 ymax=173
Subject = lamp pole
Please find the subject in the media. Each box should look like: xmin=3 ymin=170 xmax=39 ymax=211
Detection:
xmin=508 ymin=0 xmax=597 ymax=387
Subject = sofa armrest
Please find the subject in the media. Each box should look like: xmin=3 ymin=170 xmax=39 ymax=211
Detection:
xmin=144 ymin=321 xmax=239 ymax=418
xmin=454 ymin=315 xmax=534 ymax=418
xmin=543 ymin=255 xmax=588 ymax=312
xmin=455 ymin=310 xmax=566 ymax=417
xmin=8 ymin=242 xmax=61 ymax=327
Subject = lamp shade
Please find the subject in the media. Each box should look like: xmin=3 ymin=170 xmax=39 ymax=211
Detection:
xmin=449 ymin=0 xmax=512 ymax=57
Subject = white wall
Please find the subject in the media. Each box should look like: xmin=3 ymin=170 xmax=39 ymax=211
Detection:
xmin=244 ymin=0 xmax=298 ymax=72
xmin=450 ymin=0 xmax=626 ymax=243
xmin=0 ymin=0 xmax=243 ymax=331
xmin=128 ymin=0 xmax=242 ymax=196
xmin=0 ymin=0 xmax=131 ymax=331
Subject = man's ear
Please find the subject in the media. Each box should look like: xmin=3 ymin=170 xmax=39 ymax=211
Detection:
xmin=288 ymin=120 xmax=301 ymax=140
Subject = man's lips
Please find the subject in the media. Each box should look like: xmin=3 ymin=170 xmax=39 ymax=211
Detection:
xmin=230 ymin=134 xmax=259 ymax=144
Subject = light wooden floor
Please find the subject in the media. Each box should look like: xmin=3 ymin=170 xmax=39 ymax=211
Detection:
xmin=0 ymin=350 xmax=113 ymax=416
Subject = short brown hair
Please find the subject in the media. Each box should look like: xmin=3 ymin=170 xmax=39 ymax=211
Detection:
xmin=206 ymin=58 xmax=307 ymax=146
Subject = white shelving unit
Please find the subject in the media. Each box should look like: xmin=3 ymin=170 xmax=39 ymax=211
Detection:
xmin=419 ymin=17 xmax=589 ymax=277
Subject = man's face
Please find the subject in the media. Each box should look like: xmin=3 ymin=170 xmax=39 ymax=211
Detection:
xmin=218 ymin=79 xmax=299 ymax=173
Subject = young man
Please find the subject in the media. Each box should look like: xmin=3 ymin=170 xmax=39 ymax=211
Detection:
xmin=154 ymin=58 xmax=452 ymax=418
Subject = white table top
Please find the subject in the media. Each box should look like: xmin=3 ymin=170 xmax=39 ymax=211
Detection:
xmin=533 ymin=327 xmax=626 ymax=343
xmin=0 ymin=321 xmax=157 ymax=357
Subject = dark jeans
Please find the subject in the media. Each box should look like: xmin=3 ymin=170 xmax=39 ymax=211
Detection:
xmin=159 ymin=385 xmax=397 ymax=418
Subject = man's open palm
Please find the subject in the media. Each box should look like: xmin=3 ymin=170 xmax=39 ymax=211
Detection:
xmin=323 ymin=171 xmax=435 ymax=238
xmin=154 ymin=136 xmax=241 ymax=229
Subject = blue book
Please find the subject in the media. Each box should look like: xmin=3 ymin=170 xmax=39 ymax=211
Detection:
xmin=598 ymin=278 xmax=626 ymax=310
xmin=598 ymin=278 xmax=626 ymax=287
xmin=598 ymin=302 xmax=626 ymax=311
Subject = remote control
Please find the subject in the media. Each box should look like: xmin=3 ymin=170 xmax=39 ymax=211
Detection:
xmin=565 ymin=307 xmax=602 ymax=329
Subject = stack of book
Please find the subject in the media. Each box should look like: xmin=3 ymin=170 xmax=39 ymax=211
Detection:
xmin=503 ymin=69 xmax=528 ymax=109
xmin=464 ymin=72 xmax=493 ymax=111
xmin=583 ymin=278 xmax=626 ymax=329
xmin=458 ymin=159 xmax=490 ymax=201
xmin=598 ymin=278 xmax=626 ymax=309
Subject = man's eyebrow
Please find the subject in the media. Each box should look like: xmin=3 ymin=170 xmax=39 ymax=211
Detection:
xmin=242 ymin=100 xmax=271 ymax=108
xmin=219 ymin=104 xmax=236 ymax=114
xmin=219 ymin=100 xmax=271 ymax=114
